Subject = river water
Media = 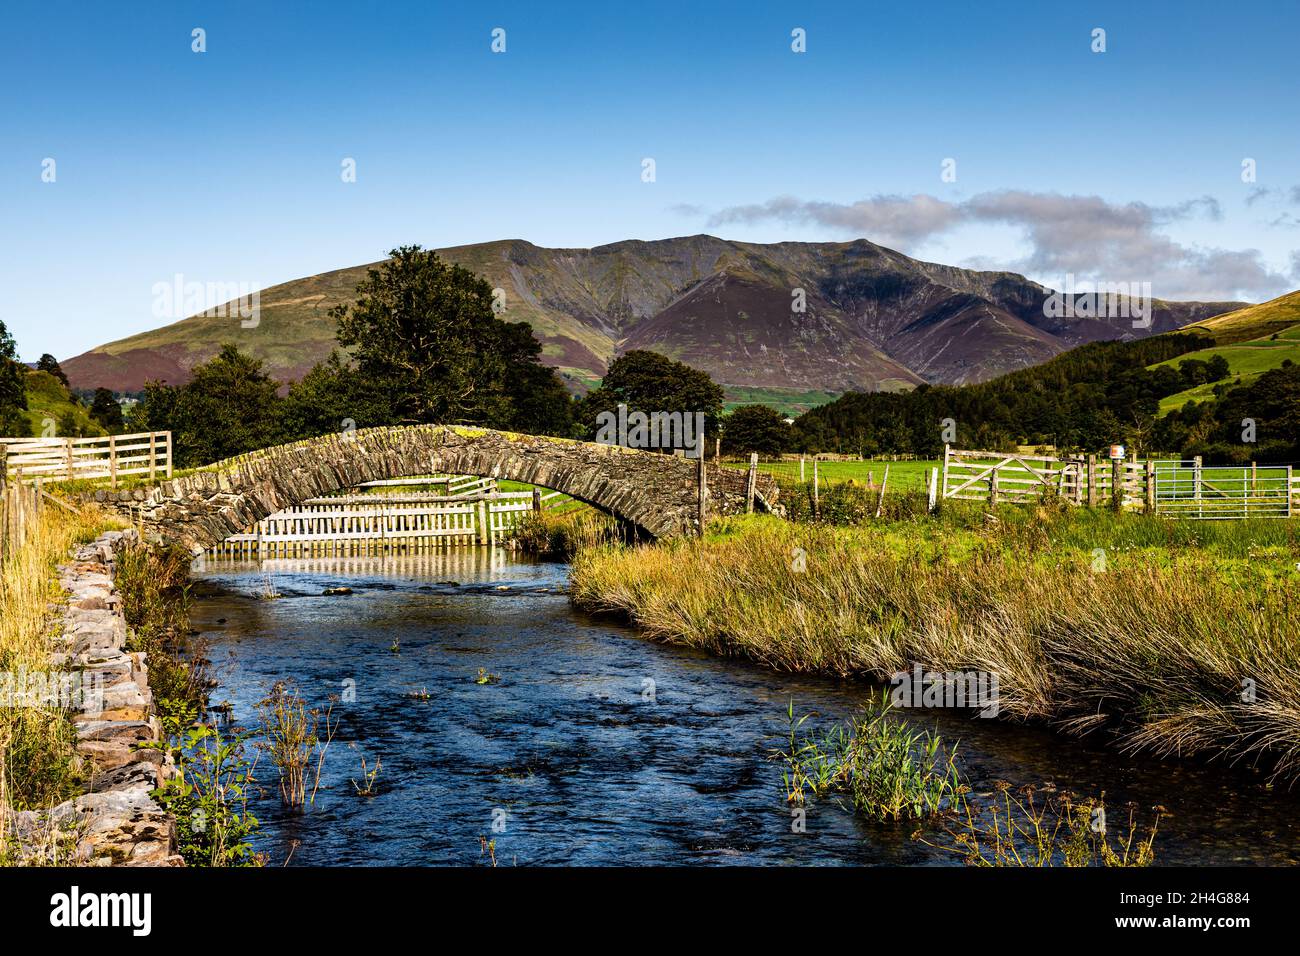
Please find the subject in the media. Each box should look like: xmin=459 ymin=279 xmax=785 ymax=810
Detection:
xmin=190 ymin=549 xmax=1300 ymax=866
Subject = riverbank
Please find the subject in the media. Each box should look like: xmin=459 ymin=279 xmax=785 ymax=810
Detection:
xmin=2 ymin=507 xmax=182 ymax=865
xmin=569 ymin=509 xmax=1300 ymax=781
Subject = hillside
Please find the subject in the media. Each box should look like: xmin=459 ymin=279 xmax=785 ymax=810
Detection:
xmin=61 ymin=236 xmax=1243 ymax=401
xmin=1150 ymin=291 xmax=1300 ymax=414
xmin=20 ymin=370 xmax=107 ymax=438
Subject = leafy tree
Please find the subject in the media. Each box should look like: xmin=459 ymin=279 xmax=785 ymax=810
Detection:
xmin=139 ymin=345 xmax=284 ymax=467
xmin=36 ymin=353 xmax=69 ymax=388
xmin=332 ymin=245 xmax=512 ymax=425
xmin=0 ymin=319 xmax=28 ymax=435
xmin=498 ymin=320 xmax=576 ymax=437
xmin=89 ymin=387 xmax=125 ymax=432
xmin=577 ymin=350 xmax=725 ymax=441
xmin=279 ymin=352 xmax=393 ymax=442
xmin=723 ymin=404 xmax=790 ymax=456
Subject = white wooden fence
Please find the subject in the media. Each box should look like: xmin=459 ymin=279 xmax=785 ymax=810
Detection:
xmin=209 ymin=484 xmax=567 ymax=556
xmin=0 ymin=432 xmax=172 ymax=485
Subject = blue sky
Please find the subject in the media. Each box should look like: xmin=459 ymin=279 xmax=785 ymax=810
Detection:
xmin=3 ymin=0 xmax=1298 ymax=361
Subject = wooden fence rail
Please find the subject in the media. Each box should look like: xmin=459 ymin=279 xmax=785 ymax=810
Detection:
xmin=0 ymin=431 xmax=172 ymax=486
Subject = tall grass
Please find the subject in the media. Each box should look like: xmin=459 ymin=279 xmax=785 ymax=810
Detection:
xmin=512 ymin=508 xmax=619 ymax=559
xmin=0 ymin=502 xmax=119 ymax=820
xmin=571 ymin=513 xmax=1300 ymax=780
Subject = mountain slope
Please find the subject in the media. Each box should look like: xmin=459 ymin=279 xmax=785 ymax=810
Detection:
xmin=1149 ymin=290 xmax=1300 ymax=414
xmin=62 ymin=236 xmax=1244 ymax=396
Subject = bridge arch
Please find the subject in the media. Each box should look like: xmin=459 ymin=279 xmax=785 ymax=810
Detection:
xmin=89 ymin=426 xmax=772 ymax=553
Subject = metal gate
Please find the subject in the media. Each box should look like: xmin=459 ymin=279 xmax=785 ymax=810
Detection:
xmin=1152 ymin=460 xmax=1293 ymax=519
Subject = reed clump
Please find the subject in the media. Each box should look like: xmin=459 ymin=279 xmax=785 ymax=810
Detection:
xmin=923 ymin=783 xmax=1162 ymax=867
xmin=571 ymin=513 xmax=1300 ymax=780
xmin=511 ymin=508 xmax=618 ymax=558
xmin=255 ymin=680 xmax=327 ymax=809
xmin=777 ymin=695 xmax=962 ymax=821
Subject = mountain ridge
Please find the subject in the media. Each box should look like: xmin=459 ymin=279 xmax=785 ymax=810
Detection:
xmin=61 ymin=235 xmax=1246 ymax=402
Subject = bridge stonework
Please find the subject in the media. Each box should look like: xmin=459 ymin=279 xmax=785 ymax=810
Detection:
xmin=85 ymin=426 xmax=777 ymax=552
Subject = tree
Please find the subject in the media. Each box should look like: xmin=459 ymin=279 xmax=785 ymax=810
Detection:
xmin=332 ymin=245 xmax=512 ymax=425
xmin=36 ymin=354 xmax=69 ymax=388
xmin=141 ymin=345 xmax=284 ymax=467
xmin=723 ymin=404 xmax=789 ymax=456
xmin=497 ymin=320 xmax=576 ymax=437
xmin=0 ymin=318 xmax=28 ymax=435
xmin=577 ymin=350 xmax=725 ymax=441
xmin=279 ymin=352 xmax=394 ymax=442
xmin=89 ymin=387 xmax=125 ymax=432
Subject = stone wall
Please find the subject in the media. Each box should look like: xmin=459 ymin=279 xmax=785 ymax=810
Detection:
xmin=9 ymin=529 xmax=181 ymax=866
xmin=85 ymin=426 xmax=779 ymax=551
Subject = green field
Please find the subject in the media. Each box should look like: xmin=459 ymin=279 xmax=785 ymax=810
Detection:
xmin=721 ymin=386 xmax=843 ymax=417
xmin=1153 ymin=292 xmax=1300 ymax=415
xmin=723 ymin=457 xmax=940 ymax=492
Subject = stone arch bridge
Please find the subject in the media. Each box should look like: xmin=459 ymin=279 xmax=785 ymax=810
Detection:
xmin=87 ymin=426 xmax=778 ymax=552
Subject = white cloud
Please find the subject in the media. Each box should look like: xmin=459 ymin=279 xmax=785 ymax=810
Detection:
xmin=703 ymin=190 xmax=1292 ymax=301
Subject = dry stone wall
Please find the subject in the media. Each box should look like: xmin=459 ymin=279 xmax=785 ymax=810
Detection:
xmin=9 ymin=529 xmax=181 ymax=866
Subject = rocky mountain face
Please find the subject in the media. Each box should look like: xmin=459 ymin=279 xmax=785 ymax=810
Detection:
xmin=62 ymin=235 xmax=1242 ymax=397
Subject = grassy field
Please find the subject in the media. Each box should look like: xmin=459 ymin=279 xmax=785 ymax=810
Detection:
xmin=723 ymin=457 xmax=940 ymax=493
xmin=570 ymin=505 xmax=1300 ymax=780
xmin=1152 ymin=291 xmax=1300 ymax=415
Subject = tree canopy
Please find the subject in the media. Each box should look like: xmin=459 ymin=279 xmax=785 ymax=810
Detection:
xmin=577 ymin=350 xmax=724 ymax=441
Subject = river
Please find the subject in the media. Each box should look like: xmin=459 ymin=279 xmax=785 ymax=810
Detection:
xmin=190 ymin=549 xmax=1300 ymax=866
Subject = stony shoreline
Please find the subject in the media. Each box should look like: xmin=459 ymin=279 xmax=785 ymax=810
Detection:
xmin=10 ymin=529 xmax=181 ymax=866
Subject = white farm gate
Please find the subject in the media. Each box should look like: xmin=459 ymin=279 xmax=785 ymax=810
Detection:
xmin=940 ymin=446 xmax=1298 ymax=519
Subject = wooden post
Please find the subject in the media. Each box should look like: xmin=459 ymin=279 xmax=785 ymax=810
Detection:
xmin=165 ymin=431 xmax=173 ymax=478
xmin=746 ymin=452 xmax=758 ymax=514
xmin=66 ymin=436 xmax=74 ymax=480
xmin=532 ymin=487 xmax=542 ymax=512
xmin=696 ymin=456 xmax=707 ymax=535
xmin=812 ymin=459 xmax=820 ymax=519
xmin=149 ymin=433 xmax=157 ymax=480
xmin=1251 ymin=460 xmax=1257 ymax=496
xmin=108 ymin=435 xmax=118 ymax=489
xmin=927 ymin=467 xmax=938 ymax=513
xmin=1086 ymin=455 xmax=1097 ymax=508
xmin=1111 ymin=456 xmax=1123 ymax=509
xmin=1145 ymin=459 xmax=1155 ymax=514
xmin=1193 ymin=454 xmax=1203 ymax=519
xmin=875 ymin=464 xmax=890 ymax=518
xmin=476 ymin=498 xmax=487 ymax=545
xmin=714 ymin=437 xmax=720 ymax=460
xmin=1288 ymin=466 xmax=1294 ymax=518
xmin=941 ymin=444 xmax=951 ymax=503
xmin=989 ymin=466 xmax=999 ymax=505
xmin=800 ymin=457 xmax=805 ymax=482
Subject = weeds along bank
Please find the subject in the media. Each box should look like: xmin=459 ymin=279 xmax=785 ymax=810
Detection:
xmin=569 ymin=507 xmax=1300 ymax=780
